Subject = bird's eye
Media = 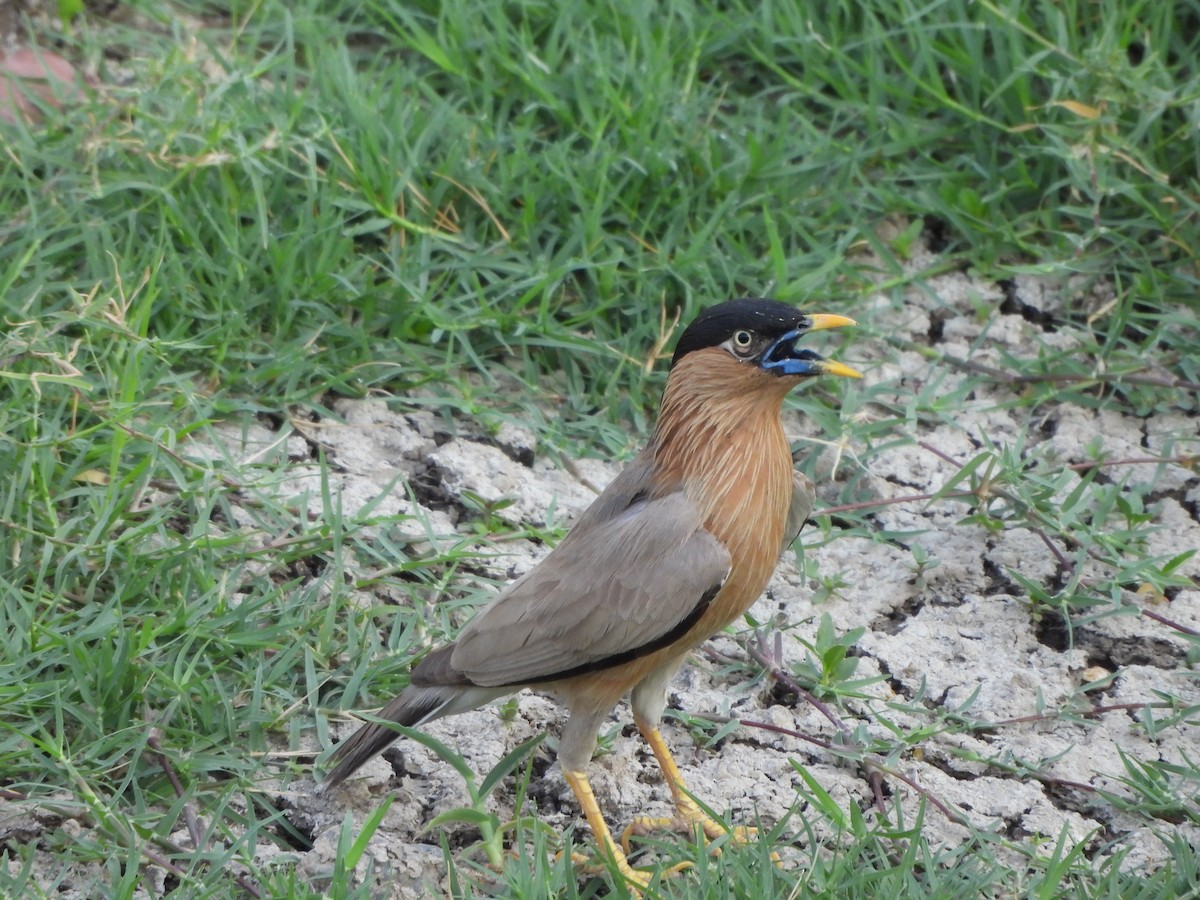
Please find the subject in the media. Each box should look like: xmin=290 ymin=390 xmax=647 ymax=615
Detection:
xmin=732 ymin=330 xmax=754 ymax=350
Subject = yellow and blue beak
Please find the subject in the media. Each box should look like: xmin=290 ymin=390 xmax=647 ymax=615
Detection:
xmin=760 ymin=314 xmax=862 ymax=378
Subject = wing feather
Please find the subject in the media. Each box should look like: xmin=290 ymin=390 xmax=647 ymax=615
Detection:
xmin=448 ymin=478 xmax=731 ymax=688
xmin=783 ymin=470 xmax=816 ymax=552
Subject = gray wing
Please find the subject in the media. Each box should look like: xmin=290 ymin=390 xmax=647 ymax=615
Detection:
xmin=783 ymin=470 xmax=816 ymax=553
xmin=446 ymin=462 xmax=731 ymax=688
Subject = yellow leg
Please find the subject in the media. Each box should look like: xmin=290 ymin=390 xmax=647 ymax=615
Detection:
xmin=564 ymin=768 xmax=654 ymax=894
xmin=622 ymin=725 xmax=758 ymax=851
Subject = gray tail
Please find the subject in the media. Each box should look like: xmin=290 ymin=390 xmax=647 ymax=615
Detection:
xmin=320 ymin=686 xmax=456 ymax=790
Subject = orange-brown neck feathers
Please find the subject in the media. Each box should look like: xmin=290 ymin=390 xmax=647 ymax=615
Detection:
xmin=653 ymin=348 xmax=796 ymax=461
xmin=650 ymin=347 xmax=796 ymax=558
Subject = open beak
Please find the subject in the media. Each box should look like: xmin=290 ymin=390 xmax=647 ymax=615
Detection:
xmin=760 ymin=314 xmax=863 ymax=379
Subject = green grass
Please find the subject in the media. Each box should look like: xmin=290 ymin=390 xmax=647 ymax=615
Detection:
xmin=2 ymin=0 xmax=1198 ymax=896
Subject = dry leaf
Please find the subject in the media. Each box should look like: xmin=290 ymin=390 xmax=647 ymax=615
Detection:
xmin=0 ymin=47 xmax=88 ymax=125
xmin=1049 ymin=99 xmax=1102 ymax=119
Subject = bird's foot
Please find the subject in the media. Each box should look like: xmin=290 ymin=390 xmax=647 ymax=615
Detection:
xmin=561 ymin=764 xmax=694 ymax=896
xmin=621 ymin=798 xmax=756 ymax=854
xmin=565 ymin=847 xmax=690 ymax=895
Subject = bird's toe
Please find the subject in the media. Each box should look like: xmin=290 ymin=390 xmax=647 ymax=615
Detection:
xmin=623 ymin=801 xmax=761 ymax=854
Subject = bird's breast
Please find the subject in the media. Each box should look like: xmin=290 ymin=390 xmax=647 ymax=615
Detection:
xmin=645 ymin=358 xmax=801 ymax=655
xmin=682 ymin=422 xmax=794 ymax=642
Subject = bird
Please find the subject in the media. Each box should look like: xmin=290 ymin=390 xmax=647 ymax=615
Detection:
xmin=322 ymin=298 xmax=860 ymax=891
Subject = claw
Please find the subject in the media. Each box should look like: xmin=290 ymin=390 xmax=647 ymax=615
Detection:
xmin=621 ymin=801 xmax=757 ymax=853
